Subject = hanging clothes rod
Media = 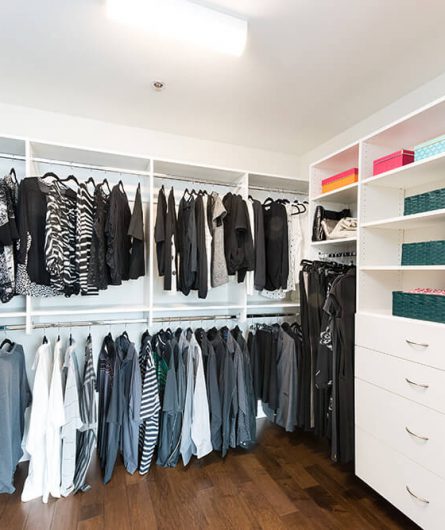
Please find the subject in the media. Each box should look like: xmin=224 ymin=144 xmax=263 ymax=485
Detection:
xmin=249 ymin=185 xmax=308 ymax=196
xmin=0 ymin=152 xmax=26 ymax=161
xmin=0 ymin=310 xmax=298 ymax=332
xmin=31 ymin=157 xmax=151 ymax=177
xmin=154 ymin=172 xmax=243 ymax=189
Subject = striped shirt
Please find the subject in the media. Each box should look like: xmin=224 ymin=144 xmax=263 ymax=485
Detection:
xmin=76 ymin=184 xmax=98 ymax=296
xmin=73 ymin=336 xmax=97 ymax=492
xmin=138 ymin=335 xmax=160 ymax=475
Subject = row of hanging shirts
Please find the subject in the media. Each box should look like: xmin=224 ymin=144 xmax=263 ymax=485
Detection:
xmin=0 ymin=168 xmax=145 ymax=303
xmin=154 ymin=185 xmax=309 ymax=300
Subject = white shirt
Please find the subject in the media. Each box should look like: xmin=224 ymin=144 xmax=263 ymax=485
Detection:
xmin=60 ymin=342 xmax=82 ymax=497
xmin=202 ymin=194 xmax=212 ymax=292
xmin=21 ymin=342 xmax=53 ymax=502
xmin=45 ymin=339 xmax=65 ymax=502
xmin=246 ymin=199 xmax=255 ymax=296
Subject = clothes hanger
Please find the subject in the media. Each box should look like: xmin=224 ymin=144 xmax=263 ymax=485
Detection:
xmin=42 ymin=334 xmax=48 ymax=344
xmin=263 ymin=197 xmax=274 ymax=206
xmin=100 ymin=178 xmax=112 ymax=193
xmin=9 ymin=168 xmax=18 ymax=185
xmin=0 ymin=337 xmax=14 ymax=348
xmin=118 ymin=180 xmax=125 ymax=193
xmin=85 ymin=176 xmax=96 ymax=187
xmin=60 ymin=174 xmax=80 ymax=186
xmin=41 ymin=171 xmax=60 ymax=182
xmin=248 ymin=194 xmax=255 ymax=201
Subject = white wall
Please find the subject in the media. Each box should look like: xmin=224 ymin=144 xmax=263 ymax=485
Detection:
xmin=299 ymin=71 xmax=445 ymax=173
xmin=0 ymin=101 xmax=300 ymax=177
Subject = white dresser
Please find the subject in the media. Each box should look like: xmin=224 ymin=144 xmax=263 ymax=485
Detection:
xmin=355 ymin=313 xmax=445 ymax=530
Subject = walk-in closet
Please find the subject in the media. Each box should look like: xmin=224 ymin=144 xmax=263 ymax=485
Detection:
xmin=1 ymin=2 xmax=445 ymax=529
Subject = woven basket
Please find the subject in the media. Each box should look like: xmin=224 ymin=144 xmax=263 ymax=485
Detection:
xmin=393 ymin=291 xmax=445 ymax=323
xmin=404 ymin=188 xmax=445 ymax=215
xmin=402 ymin=240 xmax=445 ymax=265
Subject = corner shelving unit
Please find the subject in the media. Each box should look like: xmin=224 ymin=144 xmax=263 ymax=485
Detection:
xmin=309 ymin=142 xmax=359 ymax=259
xmin=308 ymin=94 xmax=445 ymax=529
xmin=0 ymin=136 xmax=308 ymax=334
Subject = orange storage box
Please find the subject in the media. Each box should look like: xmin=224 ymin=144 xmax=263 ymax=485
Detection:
xmin=322 ymin=168 xmax=358 ymax=193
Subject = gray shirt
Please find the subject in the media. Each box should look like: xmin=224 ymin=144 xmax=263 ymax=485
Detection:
xmin=210 ymin=192 xmax=228 ymax=287
xmin=0 ymin=343 xmax=31 ymax=494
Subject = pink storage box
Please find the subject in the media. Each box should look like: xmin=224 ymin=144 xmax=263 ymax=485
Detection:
xmin=322 ymin=167 xmax=358 ymax=186
xmin=373 ymin=150 xmax=414 ymax=176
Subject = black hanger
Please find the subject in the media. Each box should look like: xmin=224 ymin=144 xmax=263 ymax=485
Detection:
xmin=263 ymin=197 xmax=274 ymax=206
xmin=248 ymin=194 xmax=254 ymax=201
xmin=0 ymin=337 xmax=13 ymax=348
xmin=100 ymin=178 xmax=111 ymax=193
xmin=60 ymin=174 xmax=80 ymax=186
xmin=87 ymin=332 xmax=92 ymax=342
xmin=122 ymin=330 xmax=129 ymax=340
xmin=118 ymin=180 xmax=125 ymax=193
xmin=85 ymin=176 xmax=96 ymax=187
xmin=41 ymin=171 xmax=60 ymax=181
xmin=42 ymin=335 xmax=48 ymax=344
xmin=69 ymin=332 xmax=73 ymax=346
xmin=9 ymin=168 xmax=18 ymax=185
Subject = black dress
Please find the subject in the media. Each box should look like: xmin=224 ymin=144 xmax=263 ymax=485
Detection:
xmin=106 ymin=185 xmax=131 ymax=285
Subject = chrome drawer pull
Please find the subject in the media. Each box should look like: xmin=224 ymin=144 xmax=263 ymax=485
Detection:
xmin=405 ymin=426 xmax=429 ymax=441
xmin=405 ymin=378 xmax=429 ymax=389
xmin=406 ymin=485 xmax=430 ymax=504
xmin=405 ymin=339 xmax=429 ymax=348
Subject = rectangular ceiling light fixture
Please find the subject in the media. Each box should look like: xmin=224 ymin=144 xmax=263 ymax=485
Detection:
xmin=107 ymin=0 xmax=248 ymax=56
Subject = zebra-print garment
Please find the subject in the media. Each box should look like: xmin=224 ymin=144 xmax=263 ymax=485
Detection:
xmin=77 ymin=184 xmax=98 ymax=296
xmin=138 ymin=334 xmax=160 ymax=475
xmin=45 ymin=181 xmax=80 ymax=296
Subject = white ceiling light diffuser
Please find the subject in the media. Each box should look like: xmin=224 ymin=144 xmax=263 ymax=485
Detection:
xmin=107 ymin=0 xmax=248 ymax=56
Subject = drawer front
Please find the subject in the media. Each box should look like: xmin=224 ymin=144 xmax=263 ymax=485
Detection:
xmin=356 ymin=313 xmax=445 ymax=370
xmin=356 ymin=427 xmax=445 ymax=530
xmin=356 ymin=379 xmax=445 ymax=478
xmin=355 ymin=346 xmax=445 ymax=414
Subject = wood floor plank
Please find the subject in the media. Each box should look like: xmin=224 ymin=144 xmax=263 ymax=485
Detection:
xmin=238 ymin=452 xmax=297 ymax=517
xmin=0 ymin=422 xmax=420 ymax=530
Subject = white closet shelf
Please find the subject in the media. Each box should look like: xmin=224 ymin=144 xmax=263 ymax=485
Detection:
xmin=151 ymin=303 xmax=244 ymax=313
xmin=0 ymin=311 xmax=27 ymax=318
xmin=311 ymin=237 xmax=357 ymax=246
xmin=357 ymin=310 xmax=445 ymax=329
xmin=30 ymin=305 xmax=150 ymax=317
xmin=311 ymin=182 xmax=358 ymax=204
xmin=362 ymin=208 xmax=445 ymax=229
xmin=246 ymin=302 xmax=300 ymax=310
xmin=361 ymin=265 xmax=445 ymax=271
xmin=362 ymin=151 xmax=445 ymax=189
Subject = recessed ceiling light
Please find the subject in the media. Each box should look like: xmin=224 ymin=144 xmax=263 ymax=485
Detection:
xmin=152 ymin=81 xmax=166 ymax=91
xmin=107 ymin=0 xmax=248 ymax=57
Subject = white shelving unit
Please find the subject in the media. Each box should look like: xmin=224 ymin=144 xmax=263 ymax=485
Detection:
xmin=309 ymin=95 xmax=445 ymax=528
xmin=0 ymin=135 xmax=308 ymax=334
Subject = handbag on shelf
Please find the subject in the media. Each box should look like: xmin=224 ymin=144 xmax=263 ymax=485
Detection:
xmin=312 ymin=206 xmax=352 ymax=241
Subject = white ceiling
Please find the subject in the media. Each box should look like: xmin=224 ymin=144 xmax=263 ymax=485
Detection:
xmin=2 ymin=0 xmax=445 ymax=156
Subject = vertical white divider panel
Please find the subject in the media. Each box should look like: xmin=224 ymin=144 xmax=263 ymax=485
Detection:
xmin=148 ymin=159 xmax=154 ymax=328
xmin=25 ymin=140 xmax=32 ymax=334
xmin=357 ymin=141 xmax=364 ymax=312
xmin=239 ymin=172 xmax=249 ymax=326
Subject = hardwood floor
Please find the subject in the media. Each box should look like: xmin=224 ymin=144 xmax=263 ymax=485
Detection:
xmin=0 ymin=421 xmax=419 ymax=530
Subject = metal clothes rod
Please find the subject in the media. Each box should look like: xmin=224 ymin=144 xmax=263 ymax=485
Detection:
xmin=154 ymin=172 xmax=243 ymax=189
xmin=0 ymin=311 xmax=298 ymax=332
xmin=32 ymin=157 xmax=151 ymax=177
xmin=0 ymin=152 xmax=26 ymax=161
xmin=249 ymin=185 xmax=308 ymax=196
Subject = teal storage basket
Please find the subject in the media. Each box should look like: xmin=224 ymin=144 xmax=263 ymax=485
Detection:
xmin=404 ymin=187 xmax=445 ymax=215
xmin=415 ymin=134 xmax=445 ymax=162
xmin=402 ymin=240 xmax=445 ymax=265
xmin=393 ymin=291 xmax=445 ymax=323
